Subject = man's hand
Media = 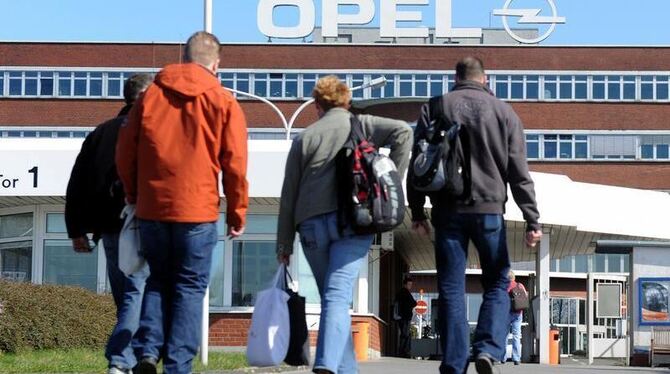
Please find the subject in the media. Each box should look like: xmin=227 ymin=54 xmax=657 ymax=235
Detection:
xmin=525 ymin=230 xmax=543 ymax=248
xmin=277 ymin=252 xmax=291 ymax=266
xmin=72 ymin=237 xmax=92 ymax=253
xmin=228 ymin=225 xmax=245 ymax=238
xmin=412 ymin=220 xmax=432 ymax=236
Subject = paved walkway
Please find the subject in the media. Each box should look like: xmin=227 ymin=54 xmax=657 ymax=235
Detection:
xmin=222 ymin=358 xmax=668 ymax=374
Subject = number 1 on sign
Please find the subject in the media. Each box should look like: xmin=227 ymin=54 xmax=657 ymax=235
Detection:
xmin=28 ymin=166 xmax=38 ymax=188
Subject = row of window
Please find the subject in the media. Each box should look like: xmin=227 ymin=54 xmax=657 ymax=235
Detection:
xmin=527 ymin=134 xmax=670 ymax=161
xmin=549 ymin=253 xmax=630 ymax=274
xmin=3 ymin=129 xmax=668 ymax=162
xmin=0 ymin=211 xmax=324 ymax=308
xmin=4 ymin=69 xmax=670 ymax=102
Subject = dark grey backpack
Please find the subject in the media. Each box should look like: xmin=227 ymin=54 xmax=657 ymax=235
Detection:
xmin=411 ymin=96 xmax=467 ymax=196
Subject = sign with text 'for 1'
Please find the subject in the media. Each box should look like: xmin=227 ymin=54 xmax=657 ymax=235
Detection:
xmin=258 ymin=0 xmax=566 ymax=44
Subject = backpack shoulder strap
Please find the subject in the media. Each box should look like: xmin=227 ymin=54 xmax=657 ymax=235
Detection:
xmin=349 ymin=113 xmax=368 ymax=144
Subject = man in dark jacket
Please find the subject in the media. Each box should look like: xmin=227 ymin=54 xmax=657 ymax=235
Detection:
xmin=395 ymin=276 xmax=417 ymax=358
xmin=65 ymin=73 xmax=153 ymax=374
xmin=407 ymin=57 xmax=542 ymax=374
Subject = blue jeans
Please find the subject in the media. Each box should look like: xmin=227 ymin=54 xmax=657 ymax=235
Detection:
xmin=103 ymin=233 xmax=149 ymax=370
xmin=298 ymin=212 xmax=373 ymax=374
xmin=507 ymin=312 xmax=522 ymax=363
xmin=431 ymin=211 xmax=511 ymax=374
xmin=135 ymin=220 xmax=217 ymax=374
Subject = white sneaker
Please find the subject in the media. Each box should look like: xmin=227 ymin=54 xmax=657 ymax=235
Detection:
xmin=107 ymin=367 xmax=129 ymax=374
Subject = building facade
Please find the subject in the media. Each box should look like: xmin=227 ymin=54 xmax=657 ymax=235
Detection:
xmin=1 ymin=41 xmax=670 ymax=362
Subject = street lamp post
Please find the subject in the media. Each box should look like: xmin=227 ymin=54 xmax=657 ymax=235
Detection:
xmin=204 ymin=0 xmax=212 ymax=33
xmin=285 ymin=76 xmax=387 ymax=140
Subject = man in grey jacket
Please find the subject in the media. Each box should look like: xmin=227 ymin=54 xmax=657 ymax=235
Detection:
xmin=407 ymin=57 xmax=542 ymax=374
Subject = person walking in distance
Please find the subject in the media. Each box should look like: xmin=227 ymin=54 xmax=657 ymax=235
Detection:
xmin=276 ymin=76 xmax=412 ymax=374
xmin=395 ymin=276 xmax=418 ymax=358
xmin=66 ymin=74 xmax=153 ymax=374
xmin=116 ymin=31 xmax=249 ymax=374
xmin=506 ymin=271 xmax=527 ymax=365
xmin=407 ymin=57 xmax=542 ymax=374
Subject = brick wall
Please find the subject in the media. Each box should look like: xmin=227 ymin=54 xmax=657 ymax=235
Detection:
xmin=208 ymin=313 xmax=385 ymax=355
xmin=3 ymin=43 xmax=670 ymax=71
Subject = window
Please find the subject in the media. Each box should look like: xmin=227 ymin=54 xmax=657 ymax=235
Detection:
xmin=269 ymin=73 xmax=283 ymax=98
xmin=526 ymin=75 xmax=539 ymax=99
xmin=209 ymin=241 xmax=225 ymax=307
xmin=253 ymin=73 xmax=268 ymax=97
xmin=544 ymin=135 xmax=558 ymax=159
xmin=623 ymin=76 xmax=635 ymax=100
xmin=236 ymin=73 xmax=250 ymax=93
xmin=58 ymin=71 xmax=72 ymax=96
xmin=297 ymin=242 xmax=320 ymax=304
xmin=231 ymin=241 xmax=276 ymax=306
xmin=590 ymin=135 xmax=636 ymax=160
xmin=399 ymin=74 xmax=412 ymax=97
xmin=595 ymin=254 xmax=606 ymax=272
xmin=302 ymin=74 xmax=317 ymax=99
xmin=429 ymin=74 xmax=443 ymax=97
xmin=592 ymin=76 xmax=605 ymax=100
xmin=607 ymin=76 xmax=621 ymax=100
xmin=511 ymin=75 xmax=524 ymax=99
xmin=0 ymin=212 xmax=33 ymax=283
xmin=559 ymin=76 xmax=572 ymax=100
xmin=641 ymin=144 xmax=654 ymax=159
xmin=608 ymin=254 xmax=622 ymax=273
xmin=89 ymin=73 xmax=103 ymax=96
xmin=575 ymin=76 xmax=587 ymax=99
xmin=285 ymin=74 xmax=298 ymax=97
xmin=9 ymin=72 xmax=22 ymax=95
xmin=544 ymin=75 xmax=557 ymax=100
xmin=24 ymin=72 xmax=38 ymax=95
xmin=496 ymin=75 xmax=509 ymax=99
xmin=467 ymin=294 xmax=483 ymax=323
xmin=574 ymin=255 xmax=589 ymax=273
xmin=0 ymin=72 xmax=4 ymax=95
xmin=107 ymin=72 xmax=122 ymax=97
xmin=526 ymin=134 xmax=539 ymax=159
xmin=40 ymin=72 xmax=54 ymax=96
xmin=43 ymin=239 xmax=98 ymax=292
xmin=559 ymin=135 xmax=573 ymax=159
xmin=352 ymin=74 xmax=366 ymax=99
xmin=657 ymin=76 xmax=669 ymax=100
xmin=641 ymin=76 xmax=654 ymax=100
xmin=74 ymin=72 xmax=87 ymax=96
xmin=220 ymin=72 xmax=234 ymax=90
xmin=657 ymin=144 xmax=670 ymax=159
xmin=575 ymin=135 xmax=588 ymax=159
xmin=46 ymin=213 xmax=66 ymax=233
xmin=559 ymin=256 xmax=573 ymax=272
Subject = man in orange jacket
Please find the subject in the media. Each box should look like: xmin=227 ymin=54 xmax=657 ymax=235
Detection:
xmin=116 ymin=31 xmax=248 ymax=374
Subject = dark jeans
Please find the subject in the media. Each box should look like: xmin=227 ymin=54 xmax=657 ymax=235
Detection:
xmin=135 ymin=220 xmax=217 ymax=374
xmin=398 ymin=319 xmax=412 ymax=357
xmin=103 ymin=233 xmax=149 ymax=370
xmin=432 ymin=211 xmax=511 ymax=374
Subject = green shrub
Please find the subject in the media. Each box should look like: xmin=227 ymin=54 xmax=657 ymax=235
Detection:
xmin=0 ymin=281 xmax=115 ymax=353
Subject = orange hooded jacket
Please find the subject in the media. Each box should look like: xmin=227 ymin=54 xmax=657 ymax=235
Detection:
xmin=116 ymin=63 xmax=248 ymax=228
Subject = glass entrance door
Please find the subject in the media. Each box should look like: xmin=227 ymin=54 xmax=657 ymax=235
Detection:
xmin=551 ymin=298 xmax=585 ymax=355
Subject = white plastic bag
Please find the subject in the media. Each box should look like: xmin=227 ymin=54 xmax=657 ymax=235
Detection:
xmin=118 ymin=204 xmax=145 ymax=276
xmin=246 ymin=266 xmax=290 ymax=367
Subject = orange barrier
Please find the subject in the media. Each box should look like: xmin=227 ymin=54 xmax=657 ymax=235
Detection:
xmin=549 ymin=327 xmax=560 ymax=365
xmin=352 ymin=321 xmax=370 ymax=361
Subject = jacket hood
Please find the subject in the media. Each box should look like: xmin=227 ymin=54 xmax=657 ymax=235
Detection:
xmin=155 ymin=63 xmax=221 ymax=98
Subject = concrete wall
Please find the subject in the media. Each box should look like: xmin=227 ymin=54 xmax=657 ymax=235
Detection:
xmin=632 ymin=246 xmax=670 ymax=350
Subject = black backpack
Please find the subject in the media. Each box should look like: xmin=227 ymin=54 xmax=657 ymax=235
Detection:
xmin=411 ymin=96 xmax=467 ymax=196
xmin=509 ymin=283 xmax=529 ymax=312
xmin=336 ymin=114 xmax=406 ymax=235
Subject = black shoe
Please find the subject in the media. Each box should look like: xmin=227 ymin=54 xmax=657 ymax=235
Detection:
xmin=475 ymin=354 xmax=499 ymax=374
xmin=135 ymin=357 xmax=157 ymax=374
xmin=514 ymin=360 xmax=520 ymax=366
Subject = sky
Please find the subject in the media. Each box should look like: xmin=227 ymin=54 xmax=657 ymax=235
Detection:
xmin=0 ymin=0 xmax=669 ymax=45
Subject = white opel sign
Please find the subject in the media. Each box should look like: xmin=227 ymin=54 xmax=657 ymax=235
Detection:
xmin=257 ymin=0 xmax=565 ymax=43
